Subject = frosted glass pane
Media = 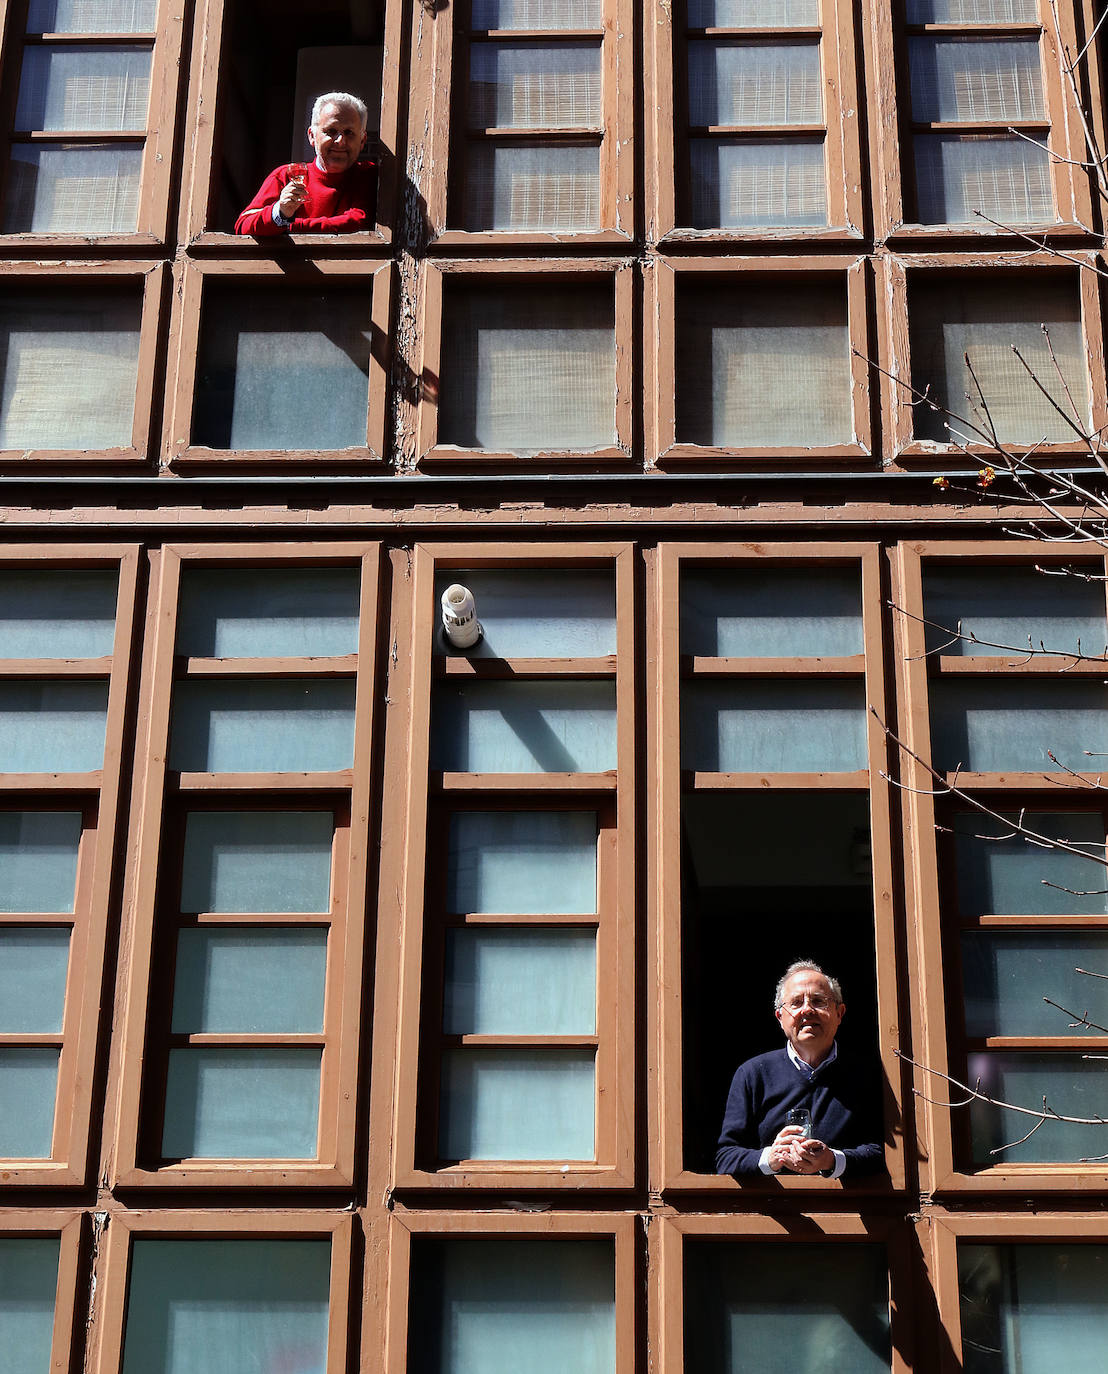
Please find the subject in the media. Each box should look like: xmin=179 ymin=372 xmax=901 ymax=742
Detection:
xmin=0 ymin=569 xmax=117 ymax=658
xmin=447 ymin=811 xmax=598 ymax=913
xmin=180 ymin=811 xmax=333 ymax=913
xmin=685 ymin=1242 xmax=891 ymax=1374
xmin=439 ymin=1049 xmax=595 ymax=1159
xmin=470 ymin=44 xmax=602 ymax=128
xmin=953 ymin=811 xmax=1107 ymax=915
xmin=0 ymin=682 xmax=107 ymax=771
xmin=689 ymin=138 xmax=827 ymax=228
xmin=681 ymin=567 xmax=862 ymax=656
xmin=122 ymin=1239 xmax=330 ymax=1374
xmin=682 ymin=681 xmax=867 ymax=771
xmin=923 ymin=566 xmax=1105 ymax=657
xmin=434 ymin=569 xmax=616 ymax=658
xmin=464 ymin=143 xmax=599 ymax=231
xmin=930 ymin=681 xmax=1108 ymax=773
xmin=0 ymin=291 xmax=140 ymax=450
xmin=910 ymin=277 xmax=1087 ymax=444
xmin=192 ymin=288 xmax=372 ymax=451
xmin=968 ymin=1053 xmax=1108 ymax=1163
xmin=0 ymin=1050 xmax=58 ymax=1157
xmin=432 ymin=681 xmax=616 ymax=773
xmin=177 ymin=567 xmax=360 ymax=658
xmin=689 ymin=41 xmax=823 ymax=126
xmin=961 ymin=933 xmax=1108 ymax=1036
xmin=0 ymin=812 xmax=81 ymax=912
xmin=908 ymin=0 xmax=1038 ymax=18
xmin=28 ymin=0 xmax=157 ymax=30
xmin=915 ymin=135 xmax=1052 ymax=225
xmin=444 ymin=929 xmax=595 ymax=1033
xmin=689 ymin=0 xmax=819 ymax=22
xmin=169 ymin=681 xmax=355 ymax=773
xmin=173 ymin=929 xmax=326 ymax=1033
xmin=409 ymin=1238 xmax=615 ymax=1374
xmin=16 ymin=47 xmax=150 ymax=130
xmin=958 ymin=1244 xmax=1108 ymax=1374
xmin=0 ymin=1238 xmax=59 ymax=1374
xmin=162 ymin=1048 xmax=321 ymax=1159
xmin=0 ymin=930 xmax=69 ymax=1032
xmin=676 ymin=280 xmax=850 ymax=446
xmin=5 ymin=143 xmax=142 ymax=233
xmin=909 ymin=37 xmax=1044 ymax=122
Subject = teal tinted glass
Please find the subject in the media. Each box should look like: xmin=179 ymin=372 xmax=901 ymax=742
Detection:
xmin=180 ymin=811 xmax=334 ymax=913
xmin=409 ymin=1238 xmax=615 ymax=1374
xmin=0 ymin=930 xmax=69 ymax=1033
xmin=0 ymin=682 xmax=107 ymax=772
xmin=172 ymin=928 xmax=326 ymax=1034
xmin=122 ymin=1239 xmax=330 ymax=1374
xmin=923 ymin=566 xmax=1105 ymax=657
xmin=0 ymin=569 xmax=117 ymax=658
xmin=177 ymin=567 xmax=360 ymax=659
xmin=953 ymin=811 xmax=1107 ymax=915
xmin=0 ymin=812 xmax=81 ymax=913
xmin=447 ymin=811 xmax=597 ymax=914
xmin=682 ymin=681 xmax=867 ymax=772
xmin=169 ymin=681 xmax=355 ymax=773
xmin=961 ymin=933 xmax=1108 ymax=1036
xmin=969 ymin=1053 xmax=1108 ymax=1164
xmin=433 ymin=569 xmax=616 ymax=658
xmin=444 ymin=929 xmax=595 ymax=1034
xmin=931 ymin=681 xmax=1108 ymax=774
xmin=0 ymin=1237 xmax=59 ymax=1374
xmin=0 ymin=1049 xmax=58 ymax=1157
xmin=432 ymin=682 xmax=617 ymax=773
xmin=681 ymin=567 xmax=863 ymax=657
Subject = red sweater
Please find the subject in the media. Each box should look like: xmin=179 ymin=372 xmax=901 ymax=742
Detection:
xmin=234 ymin=159 xmax=377 ymax=235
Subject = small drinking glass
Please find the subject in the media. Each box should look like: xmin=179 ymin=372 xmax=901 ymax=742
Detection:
xmin=287 ymin=162 xmax=309 ymax=187
xmin=786 ymin=1107 xmax=812 ymax=1138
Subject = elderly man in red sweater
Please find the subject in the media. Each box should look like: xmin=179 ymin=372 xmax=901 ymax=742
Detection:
xmin=235 ymin=92 xmax=377 ymax=236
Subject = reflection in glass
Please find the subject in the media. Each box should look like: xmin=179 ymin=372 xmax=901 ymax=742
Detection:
xmin=0 ymin=569 xmax=117 ymax=659
xmin=952 ymin=811 xmax=1107 ymax=916
xmin=5 ymin=144 xmax=143 ymax=234
xmin=909 ymin=37 xmax=1043 ymax=123
xmin=16 ymin=47 xmax=151 ymax=130
xmin=968 ymin=1053 xmax=1108 ymax=1164
xmin=682 ymin=681 xmax=867 ymax=772
xmin=689 ymin=0 xmax=819 ymax=22
xmin=439 ymin=1048 xmax=595 ymax=1159
xmin=27 ymin=0 xmax=157 ymax=32
xmin=0 ymin=1049 xmax=59 ymax=1157
xmin=465 ymin=143 xmax=600 ymax=231
xmin=0 ymin=682 xmax=108 ymax=772
xmin=930 ymin=682 xmax=1108 ymax=774
xmin=169 ymin=681 xmax=355 ymax=773
xmin=469 ymin=43 xmax=602 ymax=128
xmin=0 ymin=930 xmax=70 ymax=1033
xmin=923 ymin=566 xmax=1105 ymax=658
xmin=447 ymin=811 xmax=597 ymax=913
xmin=433 ymin=569 xmax=616 ymax=659
xmin=961 ymin=933 xmax=1108 ymax=1037
xmin=688 ymin=41 xmax=822 ymax=126
xmin=177 ymin=567 xmax=360 ymax=659
xmin=681 ymin=567 xmax=862 ymax=657
xmin=172 ymin=929 xmax=327 ymax=1034
xmin=433 ymin=682 xmax=616 ymax=773
xmin=0 ymin=1237 xmax=59 ymax=1374
xmin=914 ymin=134 xmax=1052 ymax=225
xmin=445 ymin=929 xmax=595 ymax=1034
xmin=0 ymin=812 xmax=82 ymax=913
xmin=180 ymin=811 xmax=334 ymax=913
xmin=689 ymin=138 xmax=827 ymax=229
xmin=471 ymin=0 xmax=602 ymax=25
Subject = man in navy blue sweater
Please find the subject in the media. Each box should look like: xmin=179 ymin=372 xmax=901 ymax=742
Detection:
xmin=715 ymin=961 xmax=883 ymax=1179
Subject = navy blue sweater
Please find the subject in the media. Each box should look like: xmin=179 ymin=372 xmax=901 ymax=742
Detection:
xmin=715 ymin=1048 xmax=883 ymax=1178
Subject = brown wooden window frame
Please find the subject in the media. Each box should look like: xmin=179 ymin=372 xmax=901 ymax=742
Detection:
xmin=112 ymin=542 xmax=380 ymax=1189
xmin=0 ymin=545 xmax=139 ymax=1187
xmin=0 ymin=1211 xmax=83 ymax=1369
xmin=163 ymin=257 xmax=392 ymax=469
xmin=652 ymin=541 xmax=904 ymax=1193
xmin=648 ymin=254 xmax=871 ymax=468
xmin=390 ymin=541 xmax=636 ymax=1191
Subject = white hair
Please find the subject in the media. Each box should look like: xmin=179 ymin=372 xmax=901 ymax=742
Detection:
xmin=311 ymin=92 xmax=368 ymax=129
xmin=774 ymin=960 xmax=843 ymax=1010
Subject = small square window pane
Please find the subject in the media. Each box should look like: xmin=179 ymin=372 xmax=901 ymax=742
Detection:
xmin=469 ymin=43 xmax=601 ymax=128
xmin=162 ymin=1048 xmax=321 ymax=1159
xmin=689 ymin=41 xmax=823 ymax=126
xmin=961 ymin=933 xmax=1108 ymax=1036
xmin=681 ymin=567 xmax=863 ymax=657
xmin=689 ymin=138 xmax=827 ymax=229
xmin=0 ymin=682 xmax=107 ymax=772
xmin=432 ymin=681 xmax=617 ymax=773
xmin=464 ymin=143 xmax=600 ymax=231
xmin=676 ymin=279 xmax=850 ymax=446
xmin=968 ymin=1053 xmax=1108 ymax=1164
xmin=4 ymin=144 xmax=143 ymax=234
xmin=191 ymin=287 xmax=372 ymax=451
xmin=0 ymin=1237 xmax=59 ymax=1374
xmin=908 ymin=0 xmax=1038 ymax=19
xmin=440 ymin=1048 xmax=595 ymax=1160
xmin=447 ymin=811 xmax=598 ymax=914
xmin=909 ymin=36 xmax=1044 ymax=122
xmin=177 ymin=567 xmax=360 ymax=658
xmin=169 ymin=681 xmax=355 ymax=773
xmin=0 ymin=812 xmax=82 ymax=913
xmin=409 ymin=1238 xmax=615 ymax=1374
xmin=689 ymin=0 xmax=819 ymax=22
xmin=0 ymin=1049 xmax=59 ymax=1157
xmin=180 ymin=811 xmax=334 ymax=913
xmin=914 ymin=134 xmax=1053 ymax=226
xmin=172 ymin=928 xmax=327 ymax=1033
xmin=923 ymin=566 xmax=1105 ymax=657
xmin=434 ymin=568 xmax=616 ymax=658
xmin=0 ymin=930 xmax=69 ymax=1033
xmin=27 ymin=0 xmax=157 ymax=31
xmin=472 ymin=0 xmax=602 ymax=25
xmin=445 ymin=929 xmax=596 ymax=1034
xmin=952 ymin=811 xmax=1107 ymax=916
xmin=682 ymin=681 xmax=867 ymax=772
xmin=930 ymin=681 xmax=1108 ymax=774
xmin=0 ymin=569 xmax=117 ymax=659
xmin=16 ymin=46 xmax=151 ymax=131
xmin=121 ymin=1239 xmax=330 ymax=1374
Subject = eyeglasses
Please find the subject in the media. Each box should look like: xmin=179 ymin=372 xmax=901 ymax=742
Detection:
xmin=781 ymin=994 xmax=835 ymax=1014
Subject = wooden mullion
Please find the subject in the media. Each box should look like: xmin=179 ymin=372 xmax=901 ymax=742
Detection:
xmin=686 ymin=654 xmax=865 ymax=676
xmin=435 ymin=771 xmax=617 ymax=793
xmin=905 ymin=22 xmax=1043 ymax=36
xmin=436 ymin=655 xmax=616 ymax=678
xmin=688 ymin=25 xmax=823 ymax=37
xmin=967 ymin=913 xmax=1108 ymax=928
xmin=173 ymin=770 xmax=355 ymax=792
xmin=909 ymin=119 xmax=1051 ymax=134
xmin=689 ymin=122 xmax=826 ymax=136
xmin=177 ymin=655 xmax=359 ymax=677
xmin=687 ymin=769 xmax=870 ymax=789
xmin=449 ymin=911 xmax=601 ymax=928
xmin=444 ymin=1034 xmax=599 ymax=1049
xmin=469 ymin=123 xmax=602 ymax=137
xmin=935 ymin=655 xmax=1108 ymax=674
xmin=0 ymin=911 xmax=75 ymax=926
xmin=0 ymin=657 xmax=112 ymax=676
xmin=0 ymin=773 xmax=101 ymax=791
xmin=23 ymin=30 xmax=156 ymax=42
xmin=169 ymin=1033 xmax=327 ymax=1048
xmin=970 ymin=1036 xmax=1108 ymax=1050
xmin=0 ymin=1032 xmax=64 ymax=1046
xmin=474 ymin=28 xmax=603 ymax=39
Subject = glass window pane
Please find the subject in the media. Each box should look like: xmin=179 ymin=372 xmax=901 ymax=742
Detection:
xmin=952 ymin=811 xmax=1107 ymax=915
xmin=968 ymin=1053 xmax=1108 ymax=1164
xmin=444 ymin=929 xmax=596 ymax=1034
xmin=909 ymin=37 xmax=1044 ymax=122
xmin=961 ymin=933 xmax=1108 ymax=1036
xmin=682 ymin=681 xmax=867 ymax=772
xmin=0 ymin=812 xmax=82 ymax=913
xmin=914 ymin=134 xmax=1053 ymax=226
xmin=0 ymin=682 xmax=107 ymax=772
xmin=434 ymin=569 xmax=616 ymax=658
xmin=959 ymin=1243 xmax=1108 ymax=1374
xmin=0 ymin=290 xmax=140 ymax=450
xmin=681 ymin=567 xmax=863 ymax=657
xmin=908 ymin=0 xmax=1038 ymax=18
xmin=27 ymin=0 xmax=157 ymax=31
xmin=471 ymin=0 xmax=602 ymax=24
xmin=16 ymin=46 xmax=151 ymax=131
xmin=4 ymin=143 xmax=143 ymax=233
xmin=923 ymin=566 xmax=1105 ymax=658
xmin=179 ymin=811 xmax=334 ymax=913
xmin=684 ymin=1241 xmax=891 ymax=1374
xmin=168 ymin=681 xmax=355 ymax=773
xmin=440 ymin=1049 xmax=594 ymax=1160
xmin=0 ymin=1049 xmax=58 ymax=1157
xmin=0 ymin=569 xmax=117 ymax=659
xmin=689 ymin=41 xmax=823 ymax=126
xmin=177 ymin=567 xmax=360 ymax=659
xmin=469 ymin=43 xmax=601 ymax=128
xmin=0 ymin=930 xmax=69 ymax=1032
xmin=409 ymin=1238 xmax=615 ymax=1374
xmin=464 ymin=143 xmax=600 ymax=231
xmin=439 ymin=282 xmax=615 ymax=452
xmin=191 ymin=287 xmax=372 ymax=451
xmin=432 ymin=681 xmax=617 ymax=773
xmin=447 ymin=811 xmax=598 ymax=914
xmin=162 ymin=1048 xmax=321 ymax=1159
xmin=930 ymin=681 xmax=1108 ymax=773
xmin=689 ymin=0 xmax=819 ymax=22
xmin=0 ymin=1237 xmax=59 ymax=1374
xmin=121 ymin=1239 xmax=330 ymax=1374
xmin=689 ymin=138 xmax=827 ymax=229
xmin=172 ymin=928 xmax=327 ymax=1033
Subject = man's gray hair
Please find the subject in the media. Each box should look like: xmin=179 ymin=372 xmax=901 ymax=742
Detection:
xmin=311 ymin=92 xmax=369 ymax=128
xmin=774 ymin=960 xmax=843 ymax=1010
